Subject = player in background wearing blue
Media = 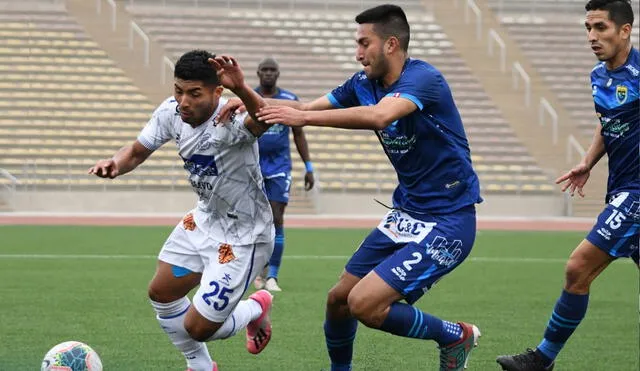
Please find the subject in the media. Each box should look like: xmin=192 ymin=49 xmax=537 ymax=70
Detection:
xmin=253 ymin=57 xmax=315 ymax=292
xmin=256 ymin=4 xmax=483 ymax=370
xmin=496 ymin=1 xmax=639 ymax=370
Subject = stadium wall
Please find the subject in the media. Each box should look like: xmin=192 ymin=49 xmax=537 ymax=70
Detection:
xmin=10 ymin=190 xmax=566 ymax=217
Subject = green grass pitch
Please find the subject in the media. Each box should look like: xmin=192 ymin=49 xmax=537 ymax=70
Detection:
xmin=0 ymin=226 xmax=637 ymax=370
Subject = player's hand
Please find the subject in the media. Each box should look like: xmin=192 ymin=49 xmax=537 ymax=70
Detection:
xmin=215 ymin=97 xmax=246 ymax=126
xmin=88 ymin=159 xmax=119 ymax=179
xmin=208 ymin=55 xmax=244 ymax=92
xmin=304 ymin=171 xmax=314 ymax=191
xmin=256 ymin=106 xmax=306 ymax=126
xmin=555 ymin=163 xmax=590 ymax=197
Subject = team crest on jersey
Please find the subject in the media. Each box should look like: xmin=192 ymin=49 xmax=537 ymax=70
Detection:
xmin=616 ymin=85 xmax=628 ymax=104
xmin=182 ymin=213 xmax=196 ymax=231
xmin=196 ymin=133 xmax=214 ymax=151
xmin=218 ymin=243 xmax=236 ymax=264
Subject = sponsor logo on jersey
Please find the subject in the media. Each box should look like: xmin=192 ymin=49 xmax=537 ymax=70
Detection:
xmin=596 ymin=227 xmax=612 ymax=240
xmin=426 ymin=236 xmax=463 ymax=268
xmin=600 ymin=116 xmax=630 ymax=137
xmin=218 ymin=243 xmax=236 ymax=264
xmin=378 ymin=210 xmax=435 ymax=243
xmin=391 ymin=266 xmax=407 ymax=281
xmin=220 ymin=273 xmax=232 ymax=286
xmin=626 ymin=64 xmax=639 ymax=77
xmin=379 ymin=130 xmax=417 ymax=154
xmin=183 ymin=154 xmax=218 ymax=177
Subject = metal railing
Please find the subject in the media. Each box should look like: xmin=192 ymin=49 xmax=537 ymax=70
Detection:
xmin=0 ymin=168 xmax=18 ymax=210
xmin=464 ymin=0 xmax=482 ymax=41
xmin=487 ymin=28 xmax=506 ymax=72
xmin=129 ymin=21 xmax=150 ymax=66
xmin=162 ymin=56 xmax=175 ymax=85
xmin=96 ymin=0 xmax=117 ymax=31
xmin=512 ymin=62 xmax=530 ymax=107
xmin=563 ymin=135 xmax=587 ymax=216
xmin=539 ymin=97 xmax=558 ymax=145
xmin=566 ymin=134 xmax=586 ymax=165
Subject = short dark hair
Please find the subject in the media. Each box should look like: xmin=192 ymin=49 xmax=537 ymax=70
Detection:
xmin=585 ymin=0 xmax=634 ymax=27
xmin=355 ymin=4 xmax=410 ymax=51
xmin=174 ymin=49 xmax=219 ymax=86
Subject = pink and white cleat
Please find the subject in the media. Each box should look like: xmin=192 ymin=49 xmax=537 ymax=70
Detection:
xmin=246 ymin=289 xmax=273 ymax=354
xmin=186 ymin=362 xmax=218 ymax=371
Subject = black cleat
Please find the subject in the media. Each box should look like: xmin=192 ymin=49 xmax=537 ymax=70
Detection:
xmin=496 ymin=348 xmax=554 ymax=371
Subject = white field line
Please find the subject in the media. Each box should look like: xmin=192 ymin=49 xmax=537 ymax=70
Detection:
xmin=0 ymin=254 xmax=572 ymax=263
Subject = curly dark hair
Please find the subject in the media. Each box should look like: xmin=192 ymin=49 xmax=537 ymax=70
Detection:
xmin=174 ymin=49 xmax=219 ymax=86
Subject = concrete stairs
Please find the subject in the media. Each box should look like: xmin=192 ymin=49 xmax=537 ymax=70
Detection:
xmin=428 ymin=0 xmax=607 ymax=216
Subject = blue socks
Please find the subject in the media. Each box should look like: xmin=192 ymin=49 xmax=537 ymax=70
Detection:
xmin=379 ymin=302 xmax=462 ymax=346
xmin=268 ymin=226 xmax=284 ymax=279
xmin=324 ymin=317 xmax=358 ymax=371
xmin=324 ymin=304 xmax=464 ymax=370
xmin=536 ymin=290 xmax=589 ymax=366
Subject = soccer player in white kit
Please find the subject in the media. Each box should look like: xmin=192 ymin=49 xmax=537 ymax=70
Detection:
xmin=89 ymin=50 xmax=275 ymax=371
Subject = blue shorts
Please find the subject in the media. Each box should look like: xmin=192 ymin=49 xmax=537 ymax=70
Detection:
xmin=263 ymin=174 xmax=291 ymax=204
xmin=345 ymin=206 xmax=476 ymax=304
xmin=586 ymin=191 xmax=640 ymax=265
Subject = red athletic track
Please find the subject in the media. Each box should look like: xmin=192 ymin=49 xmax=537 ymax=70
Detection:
xmin=0 ymin=214 xmax=593 ymax=231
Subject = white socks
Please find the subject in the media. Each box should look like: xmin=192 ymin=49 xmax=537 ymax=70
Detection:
xmin=151 ymin=296 xmax=263 ymax=370
xmin=152 ymin=297 xmax=213 ymax=371
xmin=208 ymin=299 xmax=263 ymax=340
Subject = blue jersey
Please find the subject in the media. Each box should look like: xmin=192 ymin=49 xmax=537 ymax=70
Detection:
xmin=591 ymin=47 xmax=640 ymax=198
xmin=327 ymin=58 xmax=482 ymax=214
xmin=256 ymin=87 xmax=298 ymax=177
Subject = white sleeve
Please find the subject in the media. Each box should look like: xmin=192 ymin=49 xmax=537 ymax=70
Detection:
xmin=220 ymin=111 xmax=256 ymax=145
xmin=137 ymin=102 xmax=175 ymax=151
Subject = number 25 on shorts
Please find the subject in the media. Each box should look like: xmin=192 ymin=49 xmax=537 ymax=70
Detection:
xmin=202 ymin=281 xmax=234 ymax=311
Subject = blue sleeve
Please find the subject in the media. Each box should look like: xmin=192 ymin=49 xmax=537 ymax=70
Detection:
xmin=327 ymin=73 xmax=361 ymax=108
xmin=384 ymin=66 xmax=441 ymax=111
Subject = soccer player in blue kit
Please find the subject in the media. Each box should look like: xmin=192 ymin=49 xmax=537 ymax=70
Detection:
xmin=252 ymin=57 xmax=315 ymax=292
xmin=257 ymin=4 xmax=483 ymax=370
xmin=496 ymin=1 xmax=639 ymax=370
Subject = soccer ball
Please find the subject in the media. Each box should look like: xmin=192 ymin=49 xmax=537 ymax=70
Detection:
xmin=41 ymin=341 xmax=103 ymax=371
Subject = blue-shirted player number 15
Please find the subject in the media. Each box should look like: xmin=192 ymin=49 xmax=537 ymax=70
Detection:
xmin=605 ymin=209 xmax=626 ymax=229
xmin=202 ymin=281 xmax=234 ymax=311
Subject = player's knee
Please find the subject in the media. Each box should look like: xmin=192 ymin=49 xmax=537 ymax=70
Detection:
xmin=184 ymin=322 xmax=214 ymax=342
xmin=273 ymin=214 xmax=284 ymax=228
xmin=564 ymin=259 xmax=591 ymax=293
xmin=347 ymin=291 xmax=384 ymax=328
xmin=346 ymin=293 xmax=367 ymax=320
xmin=326 ymin=286 xmax=348 ymax=308
xmin=148 ymin=283 xmax=171 ymax=303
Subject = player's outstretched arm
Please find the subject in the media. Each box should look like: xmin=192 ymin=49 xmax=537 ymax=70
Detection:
xmin=88 ymin=140 xmax=153 ymax=179
xmin=209 ymin=55 xmax=273 ymax=137
xmin=216 ymin=95 xmax=334 ymax=125
xmin=257 ymin=96 xmax=417 ymax=130
xmin=555 ymin=124 xmax=606 ymax=197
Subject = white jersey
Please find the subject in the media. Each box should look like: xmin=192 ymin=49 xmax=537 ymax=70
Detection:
xmin=138 ymin=97 xmax=274 ymax=245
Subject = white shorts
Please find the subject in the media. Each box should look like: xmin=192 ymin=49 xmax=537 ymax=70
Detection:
xmin=159 ymin=212 xmax=274 ymax=322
